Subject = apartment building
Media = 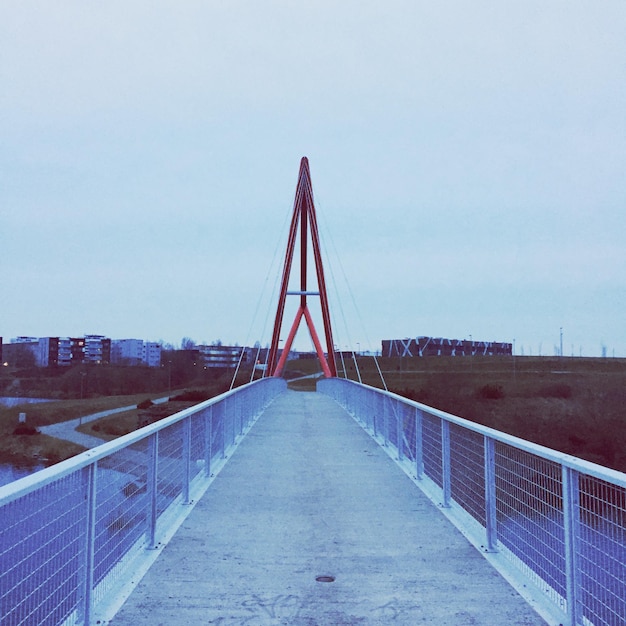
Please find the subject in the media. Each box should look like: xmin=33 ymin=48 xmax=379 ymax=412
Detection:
xmin=198 ymin=344 xmax=247 ymax=369
xmin=111 ymin=339 xmax=162 ymax=367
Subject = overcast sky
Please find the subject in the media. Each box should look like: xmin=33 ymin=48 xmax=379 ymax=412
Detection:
xmin=1 ymin=1 xmax=624 ymax=356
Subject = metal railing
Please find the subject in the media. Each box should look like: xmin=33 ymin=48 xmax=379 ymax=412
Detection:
xmin=318 ymin=378 xmax=626 ymax=626
xmin=0 ymin=377 xmax=286 ymax=626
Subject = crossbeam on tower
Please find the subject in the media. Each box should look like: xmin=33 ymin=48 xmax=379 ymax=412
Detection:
xmin=267 ymin=157 xmax=337 ymax=378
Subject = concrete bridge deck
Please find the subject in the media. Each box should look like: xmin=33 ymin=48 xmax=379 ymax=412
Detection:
xmin=110 ymin=390 xmax=545 ymax=625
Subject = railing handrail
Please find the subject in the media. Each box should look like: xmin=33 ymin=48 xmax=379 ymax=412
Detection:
xmin=0 ymin=378 xmax=275 ymax=507
xmin=336 ymin=378 xmax=626 ymax=487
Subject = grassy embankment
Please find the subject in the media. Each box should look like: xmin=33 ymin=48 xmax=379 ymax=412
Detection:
xmin=0 ymin=394 xmax=161 ymax=467
xmin=0 ymin=381 xmax=233 ymax=467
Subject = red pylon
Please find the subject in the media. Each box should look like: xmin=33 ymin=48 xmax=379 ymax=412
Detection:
xmin=267 ymin=157 xmax=337 ymax=378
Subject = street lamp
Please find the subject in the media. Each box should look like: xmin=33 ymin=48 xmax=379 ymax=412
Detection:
xmin=80 ymin=372 xmax=86 ymax=400
xmin=79 ymin=372 xmax=87 ymax=425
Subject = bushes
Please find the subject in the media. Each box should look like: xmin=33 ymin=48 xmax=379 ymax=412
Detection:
xmin=169 ymin=389 xmax=213 ymax=402
xmin=538 ymin=384 xmax=572 ymax=399
xmin=12 ymin=425 xmax=39 ymax=436
xmin=476 ymin=384 xmax=505 ymax=400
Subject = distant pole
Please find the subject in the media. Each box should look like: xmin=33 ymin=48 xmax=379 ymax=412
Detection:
xmin=79 ymin=372 xmax=87 ymax=425
xmin=560 ymin=327 xmax=563 ymax=358
xmin=512 ymin=339 xmax=516 ymax=383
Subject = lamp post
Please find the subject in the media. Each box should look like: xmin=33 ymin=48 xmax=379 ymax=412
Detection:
xmin=513 ymin=339 xmax=516 ymax=383
xmin=79 ymin=372 xmax=87 ymax=425
xmin=80 ymin=371 xmax=86 ymax=400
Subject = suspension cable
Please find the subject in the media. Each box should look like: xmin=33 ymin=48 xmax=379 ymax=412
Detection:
xmin=315 ymin=196 xmax=386 ymax=390
xmin=229 ymin=203 xmax=293 ymax=389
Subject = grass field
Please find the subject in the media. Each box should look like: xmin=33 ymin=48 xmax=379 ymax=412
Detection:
xmin=0 ymin=388 xmax=219 ymax=467
xmin=2 ymin=356 xmax=625 ymax=473
xmin=324 ymin=355 xmax=626 ymax=473
xmin=0 ymin=394 xmax=162 ymax=467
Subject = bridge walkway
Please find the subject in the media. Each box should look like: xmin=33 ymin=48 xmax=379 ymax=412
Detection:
xmin=110 ymin=390 xmax=545 ymax=625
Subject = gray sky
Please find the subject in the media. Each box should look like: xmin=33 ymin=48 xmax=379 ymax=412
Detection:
xmin=2 ymin=1 xmax=625 ymax=356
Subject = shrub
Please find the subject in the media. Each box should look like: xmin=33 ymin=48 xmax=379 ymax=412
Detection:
xmin=476 ymin=384 xmax=505 ymax=400
xmin=539 ymin=384 xmax=572 ymax=399
xmin=12 ymin=425 xmax=39 ymax=436
xmin=137 ymin=398 xmax=154 ymax=410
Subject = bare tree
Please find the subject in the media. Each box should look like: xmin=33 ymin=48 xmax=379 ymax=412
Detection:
xmin=181 ymin=337 xmax=196 ymax=350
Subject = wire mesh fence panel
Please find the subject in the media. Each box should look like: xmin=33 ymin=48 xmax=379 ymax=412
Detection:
xmin=241 ymin=392 xmax=250 ymax=431
xmin=495 ymin=442 xmax=566 ymax=604
xmin=190 ymin=412 xmax=207 ymax=482
xmin=156 ymin=422 xmax=184 ymax=518
xmin=93 ymin=440 xmax=149 ymax=604
xmin=222 ymin=397 xmax=235 ymax=450
xmin=422 ymin=413 xmax=442 ymax=488
xmin=371 ymin=393 xmax=382 ymax=439
xmin=578 ymin=474 xmax=626 ymax=626
xmin=450 ymin=423 xmax=485 ymax=525
xmin=399 ymin=402 xmax=416 ymax=463
xmin=210 ymin=402 xmax=225 ymax=465
xmin=360 ymin=388 xmax=374 ymax=431
xmin=0 ymin=472 xmax=86 ymax=626
xmin=386 ymin=397 xmax=399 ymax=452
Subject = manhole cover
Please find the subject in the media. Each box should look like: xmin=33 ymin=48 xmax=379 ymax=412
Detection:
xmin=315 ymin=575 xmax=335 ymax=583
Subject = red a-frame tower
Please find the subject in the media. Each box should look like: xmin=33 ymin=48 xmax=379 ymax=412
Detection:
xmin=267 ymin=157 xmax=337 ymax=378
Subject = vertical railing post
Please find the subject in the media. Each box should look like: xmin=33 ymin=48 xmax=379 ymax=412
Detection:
xmin=415 ymin=407 xmax=424 ymax=480
xmin=441 ymin=420 xmax=451 ymax=507
xmin=182 ymin=417 xmax=191 ymax=505
xmin=357 ymin=388 xmax=364 ymax=426
xmin=383 ymin=396 xmax=389 ymax=448
xmin=147 ymin=432 xmax=158 ymax=548
xmin=230 ymin=397 xmax=236 ymax=447
xmin=563 ymin=465 xmax=581 ymax=625
xmin=396 ymin=402 xmax=403 ymax=462
xmin=370 ymin=390 xmax=376 ymax=432
xmin=204 ymin=406 xmax=213 ymax=477
xmin=80 ymin=462 xmax=97 ymax=626
xmin=484 ymin=436 xmax=498 ymax=552
xmin=238 ymin=393 xmax=244 ymax=436
xmin=245 ymin=389 xmax=250 ymax=430
xmin=220 ymin=403 xmax=226 ymax=460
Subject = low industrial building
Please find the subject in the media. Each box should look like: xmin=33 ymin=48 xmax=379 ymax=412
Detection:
xmin=382 ymin=336 xmax=512 ymax=358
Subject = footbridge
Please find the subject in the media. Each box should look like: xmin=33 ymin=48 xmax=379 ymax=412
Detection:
xmin=1 ymin=378 xmax=625 ymax=625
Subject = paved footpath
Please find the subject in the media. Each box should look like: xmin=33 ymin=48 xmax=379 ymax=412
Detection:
xmin=110 ymin=391 xmax=546 ymax=626
xmin=39 ymin=397 xmax=169 ymax=448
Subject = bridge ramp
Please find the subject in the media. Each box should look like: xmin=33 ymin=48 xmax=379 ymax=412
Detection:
xmin=111 ymin=390 xmax=545 ymax=625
